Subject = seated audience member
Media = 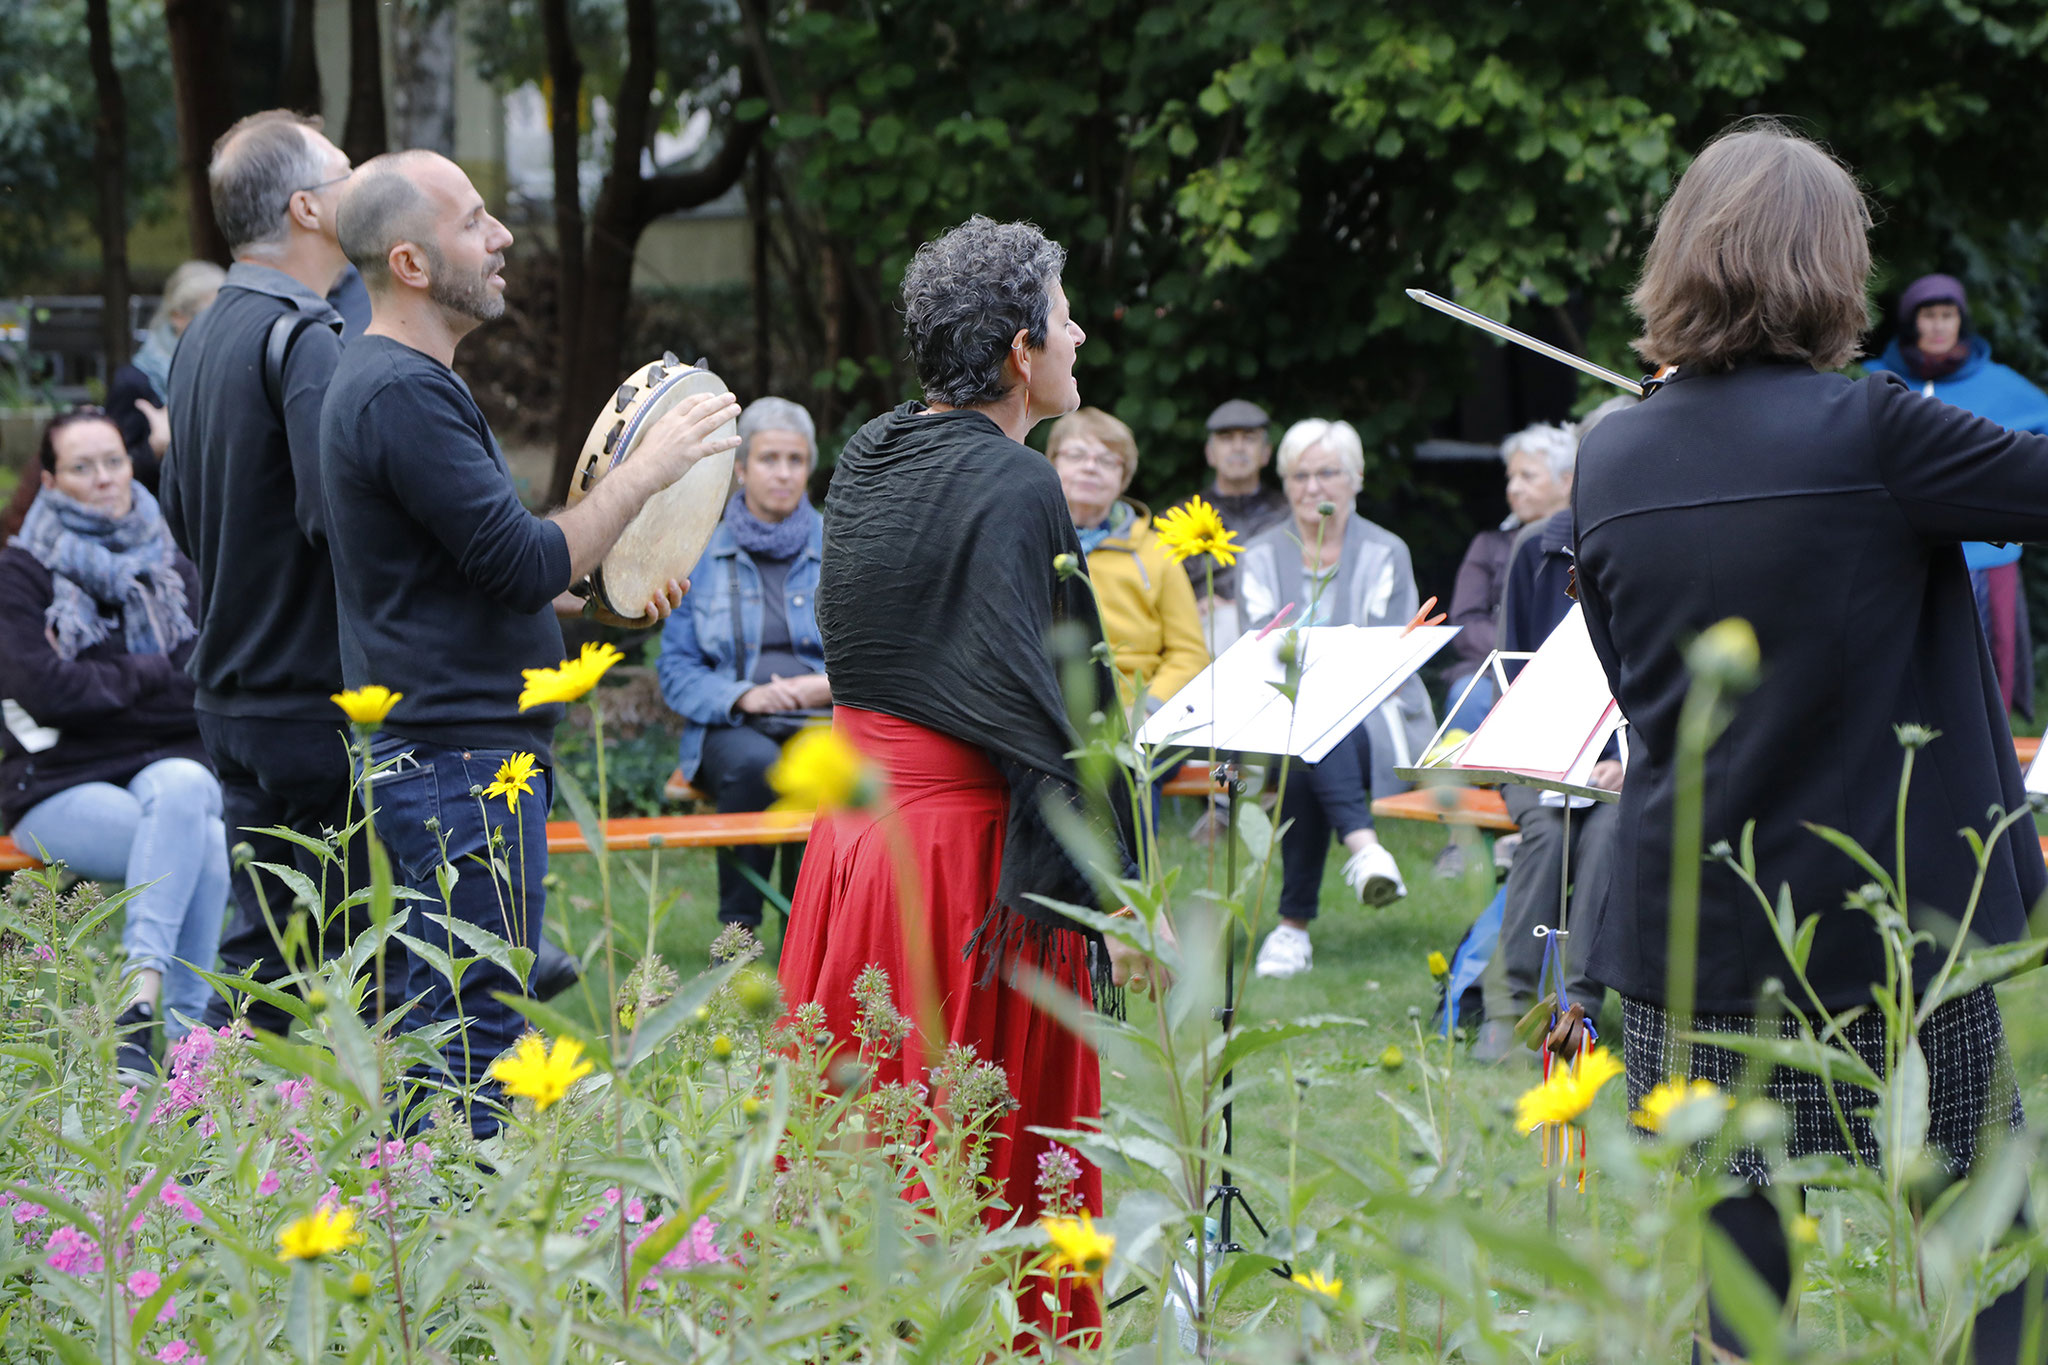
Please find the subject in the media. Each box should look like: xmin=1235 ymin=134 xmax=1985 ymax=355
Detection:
xmin=0 ymin=410 xmax=224 ymax=1071
xmin=108 ymin=261 xmax=226 ymax=494
xmin=1237 ymin=418 xmax=1436 ymax=979
xmin=1166 ymin=399 xmax=1290 ymax=649
xmin=1045 ymin=407 xmax=1208 ymax=718
xmin=1441 ymin=423 xmax=1577 ymax=733
xmin=1471 ymin=404 xmax=1633 ymax=1062
xmin=1867 ymin=274 xmax=2048 ymax=719
xmin=657 ymin=397 xmax=828 ymax=936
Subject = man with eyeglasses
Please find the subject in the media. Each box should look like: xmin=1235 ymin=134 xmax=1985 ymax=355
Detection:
xmin=159 ymin=109 xmax=388 ymax=1037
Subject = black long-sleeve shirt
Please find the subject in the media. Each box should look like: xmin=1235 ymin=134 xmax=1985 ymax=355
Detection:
xmin=160 ymin=263 xmax=346 ymax=718
xmin=320 ymin=336 xmax=571 ymax=757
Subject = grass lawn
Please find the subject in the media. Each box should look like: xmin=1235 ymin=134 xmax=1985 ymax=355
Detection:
xmin=542 ymin=798 xmax=2048 ymax=1348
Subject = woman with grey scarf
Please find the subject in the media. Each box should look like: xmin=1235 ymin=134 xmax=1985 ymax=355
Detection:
xmin=0 ymin=409 xmax=223 ymax=1074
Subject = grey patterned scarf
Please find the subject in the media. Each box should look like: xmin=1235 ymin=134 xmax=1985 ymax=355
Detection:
xmin=10 ymin=485 xmax=193 ymax=660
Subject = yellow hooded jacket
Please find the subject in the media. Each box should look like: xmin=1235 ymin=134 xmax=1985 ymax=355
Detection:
xmin=1085 ymin=500 xmax=1210 ymax=711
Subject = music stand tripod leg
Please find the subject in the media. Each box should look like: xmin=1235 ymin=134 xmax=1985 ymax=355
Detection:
xmin=1105 ymin=758 xmax=1292 ymax=1320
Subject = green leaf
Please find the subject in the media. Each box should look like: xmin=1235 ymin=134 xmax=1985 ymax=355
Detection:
xmin=1798 ymin=822 xmax=1896 ymax=901
xmin=1880 ymin=1036 xmax=1929 ymax=1179
xmin=622 ymin=960 xmax=742 ymax=1070
xmin=252 ymin=861 xmax=321 ymax=911
xmin=1921 ymin=937 xmax=2048 ymax=1015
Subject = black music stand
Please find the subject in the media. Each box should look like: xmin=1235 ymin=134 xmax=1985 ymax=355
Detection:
xmin=1127 ymin=622 xmax=1459 ymax=1321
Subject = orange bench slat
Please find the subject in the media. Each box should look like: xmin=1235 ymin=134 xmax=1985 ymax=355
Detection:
xmin=1371 ymin=787 xmax=1518 ymax=832
xmin=544 ymin=812 xmax=811 ymax=852
xmin=0 ymin=835 xmax=36 ymax=872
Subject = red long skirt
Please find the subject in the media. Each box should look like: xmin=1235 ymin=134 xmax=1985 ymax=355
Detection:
xmin=779 ymin=707 xmax=1104 ymax=1343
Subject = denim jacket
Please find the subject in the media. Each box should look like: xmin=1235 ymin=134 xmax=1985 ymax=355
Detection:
xmin=656 ymin=518 xmax=827 ymax=780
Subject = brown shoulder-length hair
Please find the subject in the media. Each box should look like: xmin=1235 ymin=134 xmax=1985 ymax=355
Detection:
xmin=1632 ymin=122 xmax=1872 ymax=374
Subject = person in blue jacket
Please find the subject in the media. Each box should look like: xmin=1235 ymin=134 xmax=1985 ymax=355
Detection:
xmin=1868 ymin=273 xmax=2048 ymax=717
xmin=657 ymin=398 xmax=830 ymax=937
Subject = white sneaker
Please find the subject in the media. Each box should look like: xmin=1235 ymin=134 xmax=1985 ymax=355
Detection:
xmin=1342 ymin=842 xmax=1407 ymax=907
xmin=1254 ymin=924 xmax=1313 ymax=978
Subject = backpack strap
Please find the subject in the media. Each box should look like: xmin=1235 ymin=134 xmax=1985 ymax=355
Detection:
xmin=262 ymin=310 xmax=318 ymax=418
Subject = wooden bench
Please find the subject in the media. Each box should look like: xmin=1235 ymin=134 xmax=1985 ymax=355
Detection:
xmin=663 ymin=759 xmax=1221 ymax=805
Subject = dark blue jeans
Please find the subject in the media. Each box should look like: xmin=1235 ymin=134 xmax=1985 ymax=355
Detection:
xmin=697 ymin=723 xmax=804 ymax=928
xmin=367 ymin=736 xmax=552 ymax=1132
xmin=1276 ymin=721 xmax=1374 ymax=924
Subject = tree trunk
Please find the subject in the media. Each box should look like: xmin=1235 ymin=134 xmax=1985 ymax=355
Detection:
xmin=543 ymin=0 xmax=769 ymax=504
xmin=391 ymin=2 xmax=457 ymax=155
xmin=341 ymin=0 xmax=387 ymax=165
xmin=540 ymin=0 xmax=587 ymax=498
xmin=278 ymin=0 xmax=322 ymax=114
xmin=87 ymin=0 xmax=131 ymax=372
xmin=162 ymin=0 xmax=235 ymax=262
xmin=750 ymin=149 xmax=771 ymax=399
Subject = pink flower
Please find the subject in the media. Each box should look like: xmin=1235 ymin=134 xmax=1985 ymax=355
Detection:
xmin=410 ymin=1142 xmax=434 ymax=1169
xmin=44 ymin=1225 xmax=104 ymax=1275
xmin=257 ymin=1171 xmax=280 ymax=1197
xmin=196 ymin=1116 xmax=217 ymax=1139
xmin=274 ymin=1078 xmax=309 ymax=1109
xmin=126 ymin=1270 xmax=161 ymax=1297
xmin=157 ymin=1342 xmax=203 ymax=1364
xmin=285 ymin=1128 xmax=316 ymax=1169
xmin=624 ymin=1196 xmax=646 ymax=1223
xmin=117 ymin=1087 xmax=140 ymax=1119
xmin=158 ymin=1183 xmax=203 ymax=1225
xmin=630 ymin=1215 xmax=724 ymax=1289
xmin=11 ymin=1200 xmax=45 ymax=1225
xmin=32 ymin=943 xmax=53 ymax=962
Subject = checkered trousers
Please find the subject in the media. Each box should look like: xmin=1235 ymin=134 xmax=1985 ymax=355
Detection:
xmin=1620 ymin=985 xmax=2023 ymax=1186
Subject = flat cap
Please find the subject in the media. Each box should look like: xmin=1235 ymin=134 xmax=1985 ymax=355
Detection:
xmin=1205 ymin=398 xmax=1270 ymax=432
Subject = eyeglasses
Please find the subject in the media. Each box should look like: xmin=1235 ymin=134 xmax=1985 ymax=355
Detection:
xmin=281 ymin=171 xmax=352 ymax=214
xmin=1284 ymin=467 xmax=1351 ymax=488
xmin=1054 ymin=448 xmax=1124 ymax=474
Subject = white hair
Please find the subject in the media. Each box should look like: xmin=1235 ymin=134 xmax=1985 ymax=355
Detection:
xmin=1275 ymin=418 xmax=1365 ymax=494
xmin=1499 ymin=422 xmax=1577 ymax=482
xmin=737 ymin=396 xmax=817 ymax=465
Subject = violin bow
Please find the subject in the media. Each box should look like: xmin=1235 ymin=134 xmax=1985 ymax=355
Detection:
xmin=1406 ymin=289 xmax=1646 ymax=397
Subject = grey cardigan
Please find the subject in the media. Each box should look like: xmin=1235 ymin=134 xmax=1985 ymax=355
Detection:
xmin=1236 ymin=511 xmax=1438 ymax=789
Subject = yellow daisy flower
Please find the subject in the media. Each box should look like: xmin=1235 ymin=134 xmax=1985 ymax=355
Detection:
xmin=484 ymin=752 xmax=539 ymax=815
xmin=767 ymin=725 xmax=875 ymax=813
xmin=1154 ymin=495 xmax=1242 ymax=567
xmin=1630 ymin=1077 xmax=1728 ymax=1132
xmin=331 ymin=685 xmax=402 ymax=726
xmin=1040 ymin=1212 xmax=1115 ymax=1280
xmin=1514 ymin=1047 xmax=1624 ymax=1132
xmin=517 ymin=641 xmax=624 ymax=712
xmin=1291 ymin=1268 xmax=1343 ymax=1300
xmin=488 ymin=1032 xmax=595 ymax=1112
xmin=277 ymin=1205 xmax=365 ymax=1260
xmin=1426 ymin=950 xmax=1449 ymax=979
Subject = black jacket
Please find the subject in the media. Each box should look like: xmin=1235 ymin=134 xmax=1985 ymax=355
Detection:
xmin=1573 ymin=362 xmax=2048 ymax=1012
xmin=160 ymin=263 xmax=346 ymax=719
xmin=0 ymin=546 xmax=210 ymax=828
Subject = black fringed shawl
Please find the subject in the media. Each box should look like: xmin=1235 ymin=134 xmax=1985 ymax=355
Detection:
xmin=817 ymin=403 xmax=1129 ymax=1008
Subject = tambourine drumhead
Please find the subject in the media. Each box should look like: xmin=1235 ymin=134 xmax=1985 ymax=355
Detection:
xmin=568 ymin=354 xmax=738 ymax=626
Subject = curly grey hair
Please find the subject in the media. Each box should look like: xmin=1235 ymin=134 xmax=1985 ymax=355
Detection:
xmin=900 ymin=215 xmax=1067 ymax=408
xmin=737 ymin=396 xmax=817 ymax=465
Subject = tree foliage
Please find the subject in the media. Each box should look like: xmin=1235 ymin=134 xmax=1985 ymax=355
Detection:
xmin=757 ymin=0 xmax=2048 ymax=503
xmin=0 ymin=0 xmax=174 ymax=288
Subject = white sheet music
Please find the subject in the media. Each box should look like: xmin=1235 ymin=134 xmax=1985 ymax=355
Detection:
xmin=1137 ymin=625 xmax=1457 ymax=762
xmin=1454 ymin=605 xmax=1620 ymax=781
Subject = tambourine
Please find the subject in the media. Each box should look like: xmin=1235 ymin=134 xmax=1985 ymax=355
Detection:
xmin=566 ymin=352 xmax=738 ymax=628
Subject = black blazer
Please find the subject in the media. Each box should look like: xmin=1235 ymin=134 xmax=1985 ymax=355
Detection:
xmin=1573 ymin=362 xmax=2048 ymax=1012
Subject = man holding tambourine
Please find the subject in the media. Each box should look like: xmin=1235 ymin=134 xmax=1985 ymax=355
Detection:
xmin=320 ymin=150 xmax=740 ymax=1133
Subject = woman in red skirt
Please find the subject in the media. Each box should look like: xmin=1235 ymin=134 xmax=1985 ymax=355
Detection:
xmin=780 ymin=216 xmax=1150 ymax=1346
